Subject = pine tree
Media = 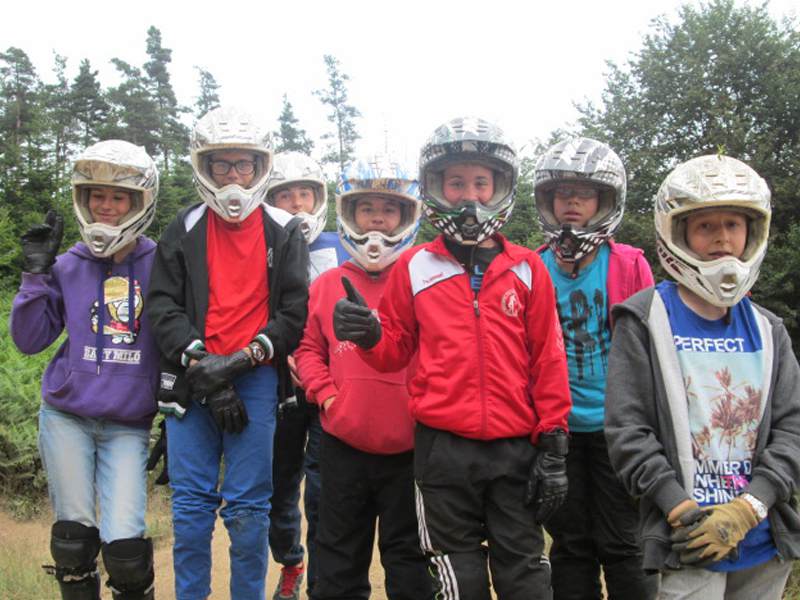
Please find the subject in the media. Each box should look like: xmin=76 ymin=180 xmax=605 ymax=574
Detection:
xmin=314 ymin=55 xmax=361 ymax=171
xmin=194 ymin=67 xmax=220 ymax=118
xmin=70 ymin=59 xmax=109 ymax=148
xmin=274 ymin=93 xmax=313 ymax=153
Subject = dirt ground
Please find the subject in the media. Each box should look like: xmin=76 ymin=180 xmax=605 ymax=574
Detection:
xmin=0 ymin=504 xmax=387 ymax=600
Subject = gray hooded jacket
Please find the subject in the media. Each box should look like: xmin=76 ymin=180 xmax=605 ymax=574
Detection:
xmin=605 ymin=286 xmax=800 ymax=572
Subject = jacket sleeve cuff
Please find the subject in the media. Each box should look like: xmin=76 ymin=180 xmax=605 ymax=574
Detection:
xmin=253 ymin=333 xmax=274 ymax=361
xmin=181 ymin=339 xmax=205 ymax=367
xmin=314 ymin=383 xmax=338 ymax=407
xmin=651 ymin=477 xmax=692 ymax=516
xmin=745 ymin=476 xmax=779 ymax=509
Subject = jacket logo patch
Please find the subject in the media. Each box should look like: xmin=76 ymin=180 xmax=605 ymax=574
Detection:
xmin=422 ymin=272 xmax=445 ymax=286
xmin=501 ymin=289 xmax=521 ymax=317
xmin=333 ymin=340 xmax=357 ymax=355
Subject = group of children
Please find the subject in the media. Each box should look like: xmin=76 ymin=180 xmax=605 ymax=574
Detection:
xmin=10 ymin=104 xmax=800 ymax=600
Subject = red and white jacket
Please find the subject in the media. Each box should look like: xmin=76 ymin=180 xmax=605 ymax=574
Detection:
xmin=295 ymin=261 xmax=415 ymax=455
xmin=360 ymin=234 xmax=571 ymax=444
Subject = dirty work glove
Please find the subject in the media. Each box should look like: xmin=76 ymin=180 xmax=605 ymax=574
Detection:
xmin=21 ymin=209 xmax=64 ymax=274
xmin=670 ymin=497 xmax=758 ymax=565
xmin=525 ymin=429 xmax=569 ymax=523
xmin=664 ymin=500 xmax=706 ymax=569
xmin=333 ymin=276 xmax=381 ymax=349
xmin=185 ymin=348 xmax=253 ymax=400
xmin=146 ymin=419 xmax=169 ymax=485
xmin=207 ymin=384 xmax=249 ymax=434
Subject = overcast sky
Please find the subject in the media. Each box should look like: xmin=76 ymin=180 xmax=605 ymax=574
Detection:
xmin=2 ymin=0 xmax=797 ymax=168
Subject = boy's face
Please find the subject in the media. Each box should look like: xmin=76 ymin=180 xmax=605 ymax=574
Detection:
xmin=272 ymin=185 xmax=315 ymax=215
xmin=88 ymin=186 xmax=132 ymax=226
xmin=208 ymin=150 xmax=257 ymax=189
xmin=552 ymin=183 xmax=599 ymax=228
xmin=353 ymin=195 xmax=402 ymax=234
xmin=685 ymin=209 xmax=748 ymax=261
xmin=442 ymin=164 xmax=494 ymax=205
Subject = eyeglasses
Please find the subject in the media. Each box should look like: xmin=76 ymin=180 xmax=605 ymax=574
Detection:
xmin=209 ymin=159 xmax=256 ymax=176
xmin=554 ymin=186 xmax=599 ymax=200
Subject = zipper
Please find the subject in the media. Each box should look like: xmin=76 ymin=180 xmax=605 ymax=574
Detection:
xmin=471 ymin=284 xmax=488 ymax=438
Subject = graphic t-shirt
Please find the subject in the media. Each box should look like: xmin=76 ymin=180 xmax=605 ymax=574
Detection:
xmin=658 ymin=281 xmax=775 ymax=571
xmin=541 ymin=245 xmax=610 ymax=431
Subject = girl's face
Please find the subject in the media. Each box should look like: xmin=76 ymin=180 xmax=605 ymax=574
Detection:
xmin=442 ymin=164 xmax=495 ymax=205
xmin=88 ymin=187 xmax=132 ymax=226
xmin=685 ymin=209 xmax=748 ymax=261
xmin=272 ymin=185 xmax=315 ymax=215
xmin=353 ymin=195 xmax=402 ymax=234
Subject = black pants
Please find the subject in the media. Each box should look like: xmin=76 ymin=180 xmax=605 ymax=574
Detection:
xmin=545 ymin=431 xmax=657 ymax=600
xmin=269 ymin=390 xmax=322 ymax=591
xmin=415 ymin=424 xmax=551 ymax=600
xmin=311 ymin=431 xmax=434 ymax=600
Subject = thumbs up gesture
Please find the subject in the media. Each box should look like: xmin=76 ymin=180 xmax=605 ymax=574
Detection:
xmin=333 ymin=276 xmax=382 ymax=349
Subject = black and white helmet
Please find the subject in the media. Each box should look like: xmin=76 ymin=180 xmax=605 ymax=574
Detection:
xmin=191 ymin=106 xmax=273 ymax=222
xmin=267 ymin=151 xmax=327 ymax=243
xmin=72 ymin=140 xmax=159 ymax=257
xmin=419 ymin=116 xmax=518 ymax=245
xmin=655 ymin=154 xmax=771 ymax=307
xmin=534 ymin=137 xmax=626 ymax=262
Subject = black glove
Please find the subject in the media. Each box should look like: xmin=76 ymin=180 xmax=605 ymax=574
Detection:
xmin=21 ymin=209 xmax=64 ymax=274
xmin=207 ymin=384 xmax=249 ymax=434
xmin=185 ymin=348 xmax=253 ymax=400
xmin=146 ymin=419 xmax=169 ymax=485
xmin=333 ymin=276 xmax=381 ymax=349
xmin=525 ymin=430 xmax=569 ymax=523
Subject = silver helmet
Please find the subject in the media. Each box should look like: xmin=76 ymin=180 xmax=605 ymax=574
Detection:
xmin=534 ymin=137 xmax=626 ymax=262
xmin=191 ymin=106 xmax=273 ymax=222
xmin=72 ymin=140 xmax=159 ymax=257
xmin=419 ymin=116 xmax=518 ymax=245
xmin=336 ymin=155 xmax=422 ymax=272
xmin=267 ymin=151 xmax=328 ymax=243
xmin=654 ymin=154 xmax=771 ymax=307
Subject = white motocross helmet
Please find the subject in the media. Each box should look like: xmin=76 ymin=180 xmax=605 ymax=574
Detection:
xmin=191 ymin=106 xmax=273 ymax=222
xmin=267 ymin=151 xmax=328 ymax=243
xmin=419 ymin=116 xmax=518 ymax=245
xmin=655 ymin=154 xmax=771 ymax=307
xmin=336 ymin=156 xmax=422 ymax=272
xmin=72 ymin=140 xmax=159 ymax=258
xmin=534 ymin=137 xmax=626 ymax=262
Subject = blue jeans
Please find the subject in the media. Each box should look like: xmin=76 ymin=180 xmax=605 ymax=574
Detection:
xmin=167 ymin=366 xmax=278 ymax=600
xmin=38 ymin=401 xmax=149 ymax=542
xmin=269 ymin=390 xmax=322 ymax=590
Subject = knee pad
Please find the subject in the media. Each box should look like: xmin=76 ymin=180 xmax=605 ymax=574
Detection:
xmin=101 ymin=538 xmax=155 ymax=600
xmin=46 ymin=521 xmax=101 ymax=599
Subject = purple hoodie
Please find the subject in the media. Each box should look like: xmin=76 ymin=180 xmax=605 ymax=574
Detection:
xmin=10 ymin=238 xmax=159 ymax=428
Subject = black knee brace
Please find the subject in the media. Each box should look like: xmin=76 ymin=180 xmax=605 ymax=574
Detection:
xmin=101 ymin=537 xmax=155 ymax=600
xmin=44 ymin=520 xmax=102 ymax=600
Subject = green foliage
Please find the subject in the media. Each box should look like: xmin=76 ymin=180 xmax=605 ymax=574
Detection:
xmin=274 ymin=93 xmax=314 ymax=154
xmin=0 ymin=290 xmax=54 ymax=506
xmin=576 ymin=0 xmax=800 ymax=344
xmin=314 ymin=54 xmax=361 ymax=172
xmin=194 ymin=66 xmax=220 ymax=118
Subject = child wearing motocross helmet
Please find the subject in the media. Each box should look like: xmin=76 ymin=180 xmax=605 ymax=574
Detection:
xmin=11 ymin=140 xmax=160 ymax=600
xmin=265 ymin=151 xmax=348 ymax=600
xmin=605 ymin=155 xmax=800 ymax=599
xmin=533 ymin=137 xmax=656 ymax=599
xmin=145 ymin=106 xmax=309 ymax=600
xmin=294 ymin=155 xmax=433 ymax=600
xmin=332 ymin=117 xmax=572 ymax=599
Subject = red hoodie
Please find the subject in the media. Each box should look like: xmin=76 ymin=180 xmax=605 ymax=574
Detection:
xmin=295 ymin=261 xmax=415 ymax=455
xmin=359 ymin=234 xmax=571 ymax=444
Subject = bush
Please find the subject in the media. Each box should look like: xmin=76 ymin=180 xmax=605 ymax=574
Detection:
xmin=0 ymin=287 xmax=60 ymax=512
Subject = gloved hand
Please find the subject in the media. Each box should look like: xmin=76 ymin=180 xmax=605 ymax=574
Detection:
xmin=670 ymin=497 xmax=758 ymax=565
xmin=146 ymin=419 xmax=169 ymax=485
xmin=525 ymin=429 xmax=569 ymax=523
xmin=207 ymin=384 xmax=249 ymax=434
xmin=333 ymin=276 xmax=381 ymax=349
xmin=21 ymin=209 xmax=64 ymax=274
xmin=185 ymin=348 xmax=253 ymax=400
xmin=667 ymin=499 xmax=702 ymax=528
